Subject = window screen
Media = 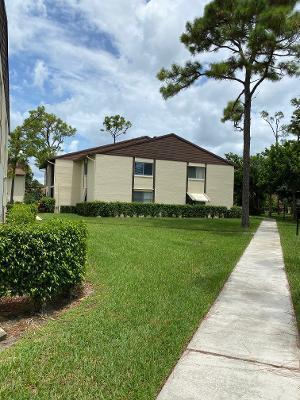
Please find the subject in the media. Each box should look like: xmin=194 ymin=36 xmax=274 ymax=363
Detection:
xmin=135 ymin=162 xmax=153 ymax=176
xmin=188 ymin=166 xmax=205 ymax=180
xmin=133 ymin=191 xmax=154 ymax=203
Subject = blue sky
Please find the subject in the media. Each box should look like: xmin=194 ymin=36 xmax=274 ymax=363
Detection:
xmin=7 ymin=0 xmax=300 ymax=181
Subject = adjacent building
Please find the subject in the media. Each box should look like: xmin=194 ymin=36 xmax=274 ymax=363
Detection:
xmin=45 ymin=134 xmax=234 ymax=211
xmin=0 ymin=0 xmax=9 ymax=221
xmin=7 ymin=167 xmax=26 ymax=203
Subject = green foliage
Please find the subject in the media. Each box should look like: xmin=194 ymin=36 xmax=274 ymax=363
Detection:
xmin=101 ymin=115 xmax=132 ymax=143
xmin=6 ymin=203 xmax=37 ymax=225
xmin=226 ymin=152 xmax=266 ymax=215
xmin=283 ymin=97 xmax=300 ymax=141
xmin=24 ymin=169 xmax=43 ymax=203
xmin=0 ymin=220 xmax=87 ymax=304
xmin=60 ymin=205 xmax=78 ymax=214
xmin=260 ymin=110 xmax=285 ymax=144
xmin=73 ymin=201 xmax=241 ymax=219
xmin=157 ymin=0 xmax=300 ymax=227
xmin=22 ymin=105 xmax=76 ymax=168
xmin=158 ymin=1 xmax=300 ymax=100
xmin=222 ymin=100 xmax=244 ymax=131
xmin=8 ymin=127 xmax=30 ymax=203
xmin=39 ymin=196 xmax=56 ymax=213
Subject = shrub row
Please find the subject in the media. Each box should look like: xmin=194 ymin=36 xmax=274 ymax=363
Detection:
xmin=39 ymin=197 xmax=56 ymax=213
xmin=0 ymin=220 xmax=87 ymax=304
xmin=6 ymin=203 xmax=38 ymax=225
xmin=60 ymin=205 xmax=77 ymax=214
xmin=61 ymin=201 xmax=242 ymax=219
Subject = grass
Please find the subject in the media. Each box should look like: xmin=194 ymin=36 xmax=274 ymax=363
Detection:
xmin=0 ymin=215 xmax=259 ymax=400
xmin=277 ymin=218 xmax=300 ymax=331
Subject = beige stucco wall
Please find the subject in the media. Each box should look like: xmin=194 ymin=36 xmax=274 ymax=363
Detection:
xmin=87 ymin=158 xmax=95 ymax=202
xmin=54 ymin=159 xmax=74 ymax=207
xmin=187 ymin=179 xmax=205 ymax=194
xmin=7 ymin=176 xmax=25 ymax=203
xmin=134 ymin=176 xmax=153 ymax=190
xmin=71 ymin=161 xmax=84 ymax=204
xmin=206 ymin=164 xmax=234 ymax=208
xmin=0 ymin=52 xmax=9 ymax=221
xmin=155 ymin=160 xmax=186 ymax=205
xmin=94 ymin=154 xmax=133 ymax=202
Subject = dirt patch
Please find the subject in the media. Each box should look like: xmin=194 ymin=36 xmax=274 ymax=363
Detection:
xmin=0 ymin=282 xmax=93 ymax=350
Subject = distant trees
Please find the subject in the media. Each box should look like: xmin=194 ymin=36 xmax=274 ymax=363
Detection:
xmin=227 ymin=138 xmax=300 ymax=219
xmin=157 ymin=0 xmax=300 ymax=227
xmin=23 ymin=106 xmax=76 ymax=168
xmin=101 ymin=115 xmax=132 ymax=144
xmin=24 ymin=169 xmax=44 ymax=204
xmin=225 ymin=153 xmax=266 ymax=215
xmin=260 ymin=111 xmax=285 ymax=145
xmin=8 ymin=106 xmax=76 ymax=202
xmin=8 ymin=127 xmax=29 ymax=203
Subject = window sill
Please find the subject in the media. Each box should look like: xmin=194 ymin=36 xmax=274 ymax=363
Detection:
xmin=134 ymin=175 xmax=153 ymax=178
xmin=188 ymin=178 xmax=205 ymax=181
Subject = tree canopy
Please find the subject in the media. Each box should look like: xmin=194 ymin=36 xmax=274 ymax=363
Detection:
xmin=8 ymin=127 xmax=30 ymax=203
xmin=158 ymin=0 xmax=300 ymax=227
xmin=101 ymin=115 xmax=132 ymax=144
xmin=23 ymin=106 xmax=76 ymax=168
xmin=284 ymin=97 xmax=300 ymax=141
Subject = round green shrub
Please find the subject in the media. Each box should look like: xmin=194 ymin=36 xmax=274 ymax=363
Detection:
xmin=0 ymin=220 xmax=87 ymax=304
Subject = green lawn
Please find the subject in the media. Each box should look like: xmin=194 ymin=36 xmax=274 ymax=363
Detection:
xmin=0 ymin=215 xmax=259 ymax=400
xmin=277 ymin=218 xmax=300 ymax=331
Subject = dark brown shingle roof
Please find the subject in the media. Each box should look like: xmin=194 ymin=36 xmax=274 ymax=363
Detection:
xmin=54 ymin=134 xmax=232 ymax=166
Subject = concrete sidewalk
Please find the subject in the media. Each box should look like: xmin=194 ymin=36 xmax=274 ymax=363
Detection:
xmin=157 ymin=220 xmax=300 ymax=400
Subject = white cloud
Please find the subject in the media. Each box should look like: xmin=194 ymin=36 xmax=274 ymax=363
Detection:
xmin=63 ymin=139 xmax=79 ymax=154
xmin=7 ymin=0 xmax=300 ymax=180
xmin=33 ymin=60 xmax=49 ymax=88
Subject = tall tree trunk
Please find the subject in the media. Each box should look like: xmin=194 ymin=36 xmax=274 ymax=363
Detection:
xmin=242 ymin=86 xmax=251 ymax=228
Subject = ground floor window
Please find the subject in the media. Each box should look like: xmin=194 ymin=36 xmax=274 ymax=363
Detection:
xmin=133 ymin=191 xmax=154 ymax=203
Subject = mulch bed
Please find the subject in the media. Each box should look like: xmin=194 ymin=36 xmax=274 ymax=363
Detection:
xmin=0 ymin=283 xmax=93 ymax=350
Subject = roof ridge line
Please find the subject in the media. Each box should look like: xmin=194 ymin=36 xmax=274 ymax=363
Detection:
xmin=54 ymin=136 xmax=150 ymax=160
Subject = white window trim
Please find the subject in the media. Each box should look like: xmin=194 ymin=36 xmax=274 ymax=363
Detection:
xmin=188 ymin=178 xmax=205 ymax=181
xmin=134 ymin=174 xmax=153 ymax=178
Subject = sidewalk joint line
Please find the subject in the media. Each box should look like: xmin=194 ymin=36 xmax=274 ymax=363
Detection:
xmin=188 ymin=348 xmax=300 ymax=372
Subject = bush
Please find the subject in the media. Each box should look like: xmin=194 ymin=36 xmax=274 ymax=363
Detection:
xmin=73 ymin=201 xmax=241 ymax=219
xmin=39 ymin=196 xmax=56 ymax=213
xmin=6 ymin=203 xmax=37 ymax=225
xmin=60 ymin=205 xmax=78 ymax=214
xmin=224 ymin=206 xmax=242 ymax=218
xmin=0 ymin=220 xmax=87 ymax=304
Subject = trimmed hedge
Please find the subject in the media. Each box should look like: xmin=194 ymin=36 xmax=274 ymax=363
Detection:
xmin=0 ymin=220 xmax=87 ymax=304
xmin=61 ymin=205 xmax=77 ymax=214
xmin=39 ymin=197 xmax=56 ymax=213
xmin=6 ymin=203 xmax=38 ymax=225
xmin=60 ymin=201 xmax=242 ymax=219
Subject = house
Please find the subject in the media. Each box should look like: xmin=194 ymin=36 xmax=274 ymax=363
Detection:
xmin=7 ymin=167 xmax=26 ymax=203
xmin=45 ymin=134 xmax=234 ymax=210
xmin=0 ymin=0 xmax=9 ymax=221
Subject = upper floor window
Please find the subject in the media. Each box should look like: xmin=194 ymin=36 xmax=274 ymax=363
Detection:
xmin=135 ymin=161 xmax=153 ymax=176
xmin=188 ymin=166 xmax=205 ymax=180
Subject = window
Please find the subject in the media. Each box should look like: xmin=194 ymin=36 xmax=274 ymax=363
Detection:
xmin=188 ymin=166 xmax=205 ymax=180
xmin=135 ymin=162 xmax=153 ymax=176
xmin=133 ymin=191 xmax=154 ymax=203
